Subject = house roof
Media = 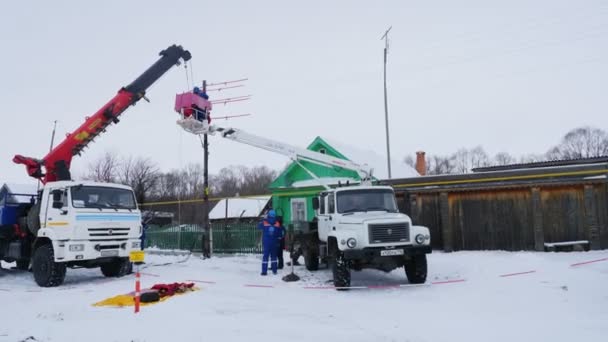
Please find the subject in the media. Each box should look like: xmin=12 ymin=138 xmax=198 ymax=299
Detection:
xmin=472 ymin=156 xmax=608 ymax=172
xmin=0 ymin=183 xmax=38 ymax=204
xmin=270 ymin=136 xmax=419 ymax=190
xmin=209 ymin=196 xmax=271 ymax=220
xmin=319 ymin=137 xmax=419 ymax=179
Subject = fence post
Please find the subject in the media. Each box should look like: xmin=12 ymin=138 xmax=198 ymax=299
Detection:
xmin=209 ymin=223 xmax=214 ymax=256
xmin=178 ymin=225 xmax=182 ymax=250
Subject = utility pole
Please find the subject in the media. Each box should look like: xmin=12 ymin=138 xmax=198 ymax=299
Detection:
xmin=202 ymin=80 xmax=211 ymax=258
xmin=381 ymin=26 xmax=393 ymax=179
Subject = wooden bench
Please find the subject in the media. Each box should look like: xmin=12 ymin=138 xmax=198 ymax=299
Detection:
xmin=544 ymin=240 xmax=590 ymax=252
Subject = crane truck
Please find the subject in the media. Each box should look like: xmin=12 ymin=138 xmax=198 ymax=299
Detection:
xmin=200 ymin=125 xmax=432 ymax=287
xmin=0 ymin=45 xmax=192 ymax=287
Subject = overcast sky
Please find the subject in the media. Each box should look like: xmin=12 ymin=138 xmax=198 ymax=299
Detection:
xmin=1 ymin=0 xmax=606 ymax=185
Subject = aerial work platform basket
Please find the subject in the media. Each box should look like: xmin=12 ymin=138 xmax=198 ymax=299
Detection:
xmin=175 ymin=91 xmax=212 ymax=135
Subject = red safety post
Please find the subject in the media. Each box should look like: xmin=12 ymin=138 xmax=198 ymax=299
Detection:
xmin=135 ymin=265 xmax=141 ymax=314
xmin=130 ymin=251 xmax=145 ymax=314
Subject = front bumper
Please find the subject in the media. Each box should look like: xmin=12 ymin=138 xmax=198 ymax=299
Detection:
xmin=343 ymin=245 xmax=431 ymax=260
xmin=53 ymin=239 xmax=141 ymax=262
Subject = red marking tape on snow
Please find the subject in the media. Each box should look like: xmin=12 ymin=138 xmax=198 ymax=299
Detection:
xmin=367 ymin=284 xmax=401 ymax=289
xmin=499 ymin=270 xmax=536 ymax=277
xmin=140 ymin=272 xmax=160 ymax=277
xmin=431 ymin=279 xmax=466 ymax=285
xmin=244 ymin=284 xmax=274 ymax=288
xmin=186 ymin=279 xmax=217 ymax=284
xmin=570 ymin=257 xmax=608 ymax=267
xmin=303 ymin=286 xmax=336 ymax=290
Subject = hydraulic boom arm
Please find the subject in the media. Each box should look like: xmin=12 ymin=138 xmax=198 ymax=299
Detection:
xmin=14 ymin=45 xmax=191 ymax=184
xmin=209 ymin=126 xmax=374 ymax=186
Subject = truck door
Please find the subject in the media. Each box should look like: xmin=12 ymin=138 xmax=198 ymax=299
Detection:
xmin=317 ymin=192 xmax=331 ymax=242
xmin=43 ymin=187 xmax=68 ymax=229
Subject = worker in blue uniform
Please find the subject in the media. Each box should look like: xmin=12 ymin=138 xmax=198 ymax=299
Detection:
xmin=257 ymin=209 xmax=284 ymax=275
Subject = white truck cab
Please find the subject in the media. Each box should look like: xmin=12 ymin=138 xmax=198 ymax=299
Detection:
xmin=16 ymin=181 xmax=142 ymax=286
xmin=38 ymin=181 xmax=142 ymax=263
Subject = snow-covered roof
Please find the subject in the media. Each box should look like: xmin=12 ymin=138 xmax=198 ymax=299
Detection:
xmin=0 ymin=183 xmax=39 ymax=204
xmin=209 ymin=196 xmax=271 ymax=220
xmin=320 ymin=137 xmax=419 ymax=179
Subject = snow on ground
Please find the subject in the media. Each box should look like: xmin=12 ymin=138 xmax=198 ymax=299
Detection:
xmin=1 ymin=250 xmax=607 ymax=342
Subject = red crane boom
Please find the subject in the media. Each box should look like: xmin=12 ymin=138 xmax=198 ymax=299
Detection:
xmin=13 ymin=45 xmax=191 ymax=184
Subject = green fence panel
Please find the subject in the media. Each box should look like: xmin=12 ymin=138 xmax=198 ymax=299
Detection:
xmin=146 ymin=224 xmax=205 ymax=252
xmin=145 ymin=223 xmax=262 ymax=254
xmin=211 ymin=222 xmax=262 ymax=254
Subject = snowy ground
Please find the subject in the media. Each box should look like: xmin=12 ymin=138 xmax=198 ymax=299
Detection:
xmin=1 ymin=250 xmax=607 ymax=342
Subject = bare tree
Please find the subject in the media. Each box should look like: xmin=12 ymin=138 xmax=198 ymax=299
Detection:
xmin=493 ymin=152 xmax=516 ymax=166
xmin=239 ymin=166 xmax=277 ymax=195
xmin=403 ymin=155 xmax=415 ymax=169
xmin=469 ymin=146 xmax=490 ymax=169
xmin=547 ymin=126 xmax=608 ymax=159
xmin=119 ymin=156 xmax=160 ymax=204
xmin=426 ymin=155 xmax=457 ymax=175
xmin=84 ymin=152 xmax=119 ymax=182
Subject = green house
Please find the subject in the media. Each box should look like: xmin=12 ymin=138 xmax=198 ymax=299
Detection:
xmin=269 ymin=136 xmax=419 ymax=226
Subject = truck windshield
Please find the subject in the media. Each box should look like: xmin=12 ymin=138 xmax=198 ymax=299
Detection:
xmin=337 ymin=189 xmax=398 ymax=213
xmin=71 ymin=186 xmax=137 ymax=210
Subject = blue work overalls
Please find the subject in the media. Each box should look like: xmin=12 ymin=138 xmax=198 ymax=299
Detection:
xmin=258 ymin=219 xmax=283 ymax=275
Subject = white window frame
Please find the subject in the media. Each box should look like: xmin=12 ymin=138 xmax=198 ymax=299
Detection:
xmin=291 ymin=198 xmax=308 ymax=222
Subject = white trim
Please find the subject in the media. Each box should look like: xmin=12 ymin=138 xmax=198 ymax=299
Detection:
xmin=291 ymin=198 xmax=307 ymax=222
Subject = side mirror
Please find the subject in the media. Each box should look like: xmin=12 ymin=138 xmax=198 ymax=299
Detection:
xmin=312 ymin=197 xmax=319 ymax=210
xmin=52 ymin=189 xmax=64 ymax=209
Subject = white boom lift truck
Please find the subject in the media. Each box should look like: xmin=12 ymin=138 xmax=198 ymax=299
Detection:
xmin=198 ymin=124 xmax=432 ymax=288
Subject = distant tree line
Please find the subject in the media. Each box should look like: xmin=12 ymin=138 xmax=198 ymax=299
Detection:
xmin=83 ymin=155 xmax=277 ymax=224
xmin=405 ymin=126 xmax=608 ymax=175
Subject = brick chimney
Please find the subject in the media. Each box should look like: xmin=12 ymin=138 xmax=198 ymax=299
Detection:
xmin=415 ymin=151 xmax=426 ymax=176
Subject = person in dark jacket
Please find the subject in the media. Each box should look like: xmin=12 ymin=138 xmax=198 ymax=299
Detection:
xmin=275 ymin=213 xmax=285 ymax=269
xmin=140 ymin=222 xmax=148 ymax=250
xmin=257 ymin=210 xmax=284 ymax=275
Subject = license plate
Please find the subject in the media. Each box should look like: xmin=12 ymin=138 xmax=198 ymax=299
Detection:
xmin=380 ymin=249 xmax=404 ymax=256
xmin=101 ymin=250 xmax=119 ymax=257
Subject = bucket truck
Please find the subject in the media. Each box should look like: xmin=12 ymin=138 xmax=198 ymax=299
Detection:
xmin=204 ymin=125 xmax=432 ymax=287
xmin=0 ymin=45 xmax=191 ymax=287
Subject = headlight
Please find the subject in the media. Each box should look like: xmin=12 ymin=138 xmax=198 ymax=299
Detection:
xmin=415 ymin=234 xmax=425 ymax=245
xmin=69 ymin=244 xmax=84 ymax=252
xmin=346 ymin=238 xmax=357 ymax=248
xmin=132 ymin=241 xmax=141 ymax=249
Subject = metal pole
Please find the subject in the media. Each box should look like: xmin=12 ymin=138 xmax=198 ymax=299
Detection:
xmin=381 ymin=26 xmax=393 ymax=179
xmin=49 ymin=120 xmax=58 ymax=152
xmin=202 ymin=80 xmax=212 ymax=257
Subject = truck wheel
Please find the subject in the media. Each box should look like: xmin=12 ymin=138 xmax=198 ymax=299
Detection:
xmin=303 ymin=249 xmax=319 ymax=271
xmin=332 ymin=252 xmax=351 ymax=289
xmin=32 ymin=244 xmax=66 ymax=287
xmin=405 ymin=254 xmax=427 ymax=284
xmin=16 ymin=259 xmax=30 ymax=271
xmin=100 ymin=258 xmax=131 ymax=277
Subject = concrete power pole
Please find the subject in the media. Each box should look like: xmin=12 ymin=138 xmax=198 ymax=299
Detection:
xmin=381 ymin=26 xmax=393 ymax=179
